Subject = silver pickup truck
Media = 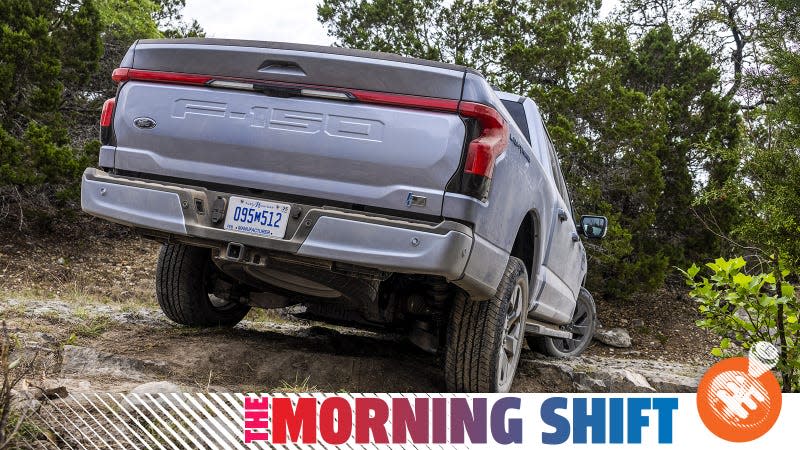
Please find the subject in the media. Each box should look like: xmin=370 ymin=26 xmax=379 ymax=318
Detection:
xmin=81 ymin=38 xmax=608 ymax=393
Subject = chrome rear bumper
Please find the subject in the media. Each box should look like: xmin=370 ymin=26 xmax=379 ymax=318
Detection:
xmin=81 ymin=168 xmax=503 ymax=297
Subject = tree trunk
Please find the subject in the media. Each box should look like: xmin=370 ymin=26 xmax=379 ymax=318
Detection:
xmin=773 ymin=256 xmax=790 ymax=392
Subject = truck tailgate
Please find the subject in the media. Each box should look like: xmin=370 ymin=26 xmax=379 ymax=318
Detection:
xmin=110 ymin=39 xmax=471 ymax=217
xmin=113 ymin=82 xmax=465 ymax=217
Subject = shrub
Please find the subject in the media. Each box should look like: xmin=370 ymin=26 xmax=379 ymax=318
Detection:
xmin=681 ymin=257 xmax=800 ymax=392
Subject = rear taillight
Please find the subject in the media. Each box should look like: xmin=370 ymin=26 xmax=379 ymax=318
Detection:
xmin=111 ymin=67 xmax=129 ymax=83
xmin=112 ymin=68 xmax=212 ymax=85
xmin=350 ymin=90 xmax=460 ymax=112
xmin=100 ymin=98 xmax=116 ymax=145
xmin=457 ymin=102 xmax=509 ymax=200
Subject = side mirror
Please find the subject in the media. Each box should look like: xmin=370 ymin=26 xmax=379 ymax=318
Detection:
xmin=579 ymin=215 xmax=608 ymax=239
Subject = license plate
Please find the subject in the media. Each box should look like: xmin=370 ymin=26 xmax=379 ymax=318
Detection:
xmin=223 ymin=196 xmax=291 ymax=239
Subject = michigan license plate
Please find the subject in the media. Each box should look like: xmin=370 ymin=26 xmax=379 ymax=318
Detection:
xmin=223 ymin=196 xmax=291 ymax=239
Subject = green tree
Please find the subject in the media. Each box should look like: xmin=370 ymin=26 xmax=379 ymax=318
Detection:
xmin=713 ymin=0 xmax=800 ymax=280
xmin=0 ymin=0 xmax=102 ymax=189
xmin=318 ymin=0 xmax=600 ymax=86
xmin=318 ymin=0 xmax=455 ymax=62
xmin=622 ymin=25 xmax=741 ymax=267
xmin=561 ymin=25 xmax=740 ymax=295
xmin=153 ymin=0 xmax=204 ymax=37
xmin=74 ymin=0 xmax=204 ymax=148
xmin=72 ymin=0 xmax=164 ymax=147
xmin=564 ymin=23 xmax=669 ymax=297
xmin=615 ymin=0 xmax=758 ymax=100
xmin=684 ymin=0 xmax=800 ymax=389
xmin=0 ymin=0 xmax=203 ymax=226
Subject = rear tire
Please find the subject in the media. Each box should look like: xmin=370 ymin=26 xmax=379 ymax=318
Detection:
xmin=444 ymin=256 xmax=528 ymax=393
xmin=528 ymin=287 xmax=596 ymax=358
xmin=156 ymin=243 xmax=250 ymax=327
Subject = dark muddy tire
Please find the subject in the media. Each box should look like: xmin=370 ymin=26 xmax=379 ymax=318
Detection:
xmin=444 ymin=256 xmax=528 ymax=393
xmin=528 ymin=287 xmax=596 ymax=358
xmin=156 ymin=243 xmax=250 ymax=327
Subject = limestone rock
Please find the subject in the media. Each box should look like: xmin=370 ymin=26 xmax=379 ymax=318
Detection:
xmin=594 ymin=327 xmax=633 ymax=348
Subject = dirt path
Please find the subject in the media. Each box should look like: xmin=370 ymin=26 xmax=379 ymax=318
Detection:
xmin=1 ymin=219 xmax=714 ymax=394
xmin=1 ymin=218 xmax=718 ymax=363
xmin=1 ymin=298 xmax=705 ymax=394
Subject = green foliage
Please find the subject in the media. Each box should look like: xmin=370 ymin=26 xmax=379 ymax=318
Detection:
xmin=729 ymin=142 xmax=800 ymax=270
xmin=318 ymin=0 xmax=600 ymax=85
xmin=0 ymin=0 xmax=202 ymax=224
xmin=0 ymin=0 xmax=102 ymax=194
xmin=319 ymin=0 xmax=445 ymax=61
xmin=682 ymin=257 xmax=800 ymax=391
xmin=24 ymin=124 xmax=80 ymax=182
xmin=0 ymin=129 xmax=25 ymax=185
xmin=95 ymin=0 xmax=161 ymax=38
xmin=81 ymin=0 xmax=204 ymax=135
xmin=0 ymin=0 xmax=67 ymax=131
xmin=558 ymin=23 xmax=668 ymax=297
xmin=736 ymin=0 xmax=800 ymax=272
xmin=81 ymin=0 xmax=165 ymax=124
xmin=696 ymin=0 xmax=800 ymax=274
xmin=57 ymin=0 xmax=104 ymax=92
xmin=153 ymin=0 xmax=206 ymax=38
xmin=559 ymin=23 xmax=740 ymax=297
xmin=623 ymin=26 xmax=741 ymax=266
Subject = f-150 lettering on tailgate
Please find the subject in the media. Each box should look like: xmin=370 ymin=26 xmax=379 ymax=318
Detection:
xmin=171 ymin=98 xmax=384 ymax=142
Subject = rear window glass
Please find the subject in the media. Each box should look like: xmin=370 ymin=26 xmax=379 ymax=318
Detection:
xmin=500 ymin=99 xmax=531 ymax=145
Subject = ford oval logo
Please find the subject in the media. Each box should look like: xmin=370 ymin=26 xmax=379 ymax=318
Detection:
xmin=133 ymin=117 xmax=157 ymax=129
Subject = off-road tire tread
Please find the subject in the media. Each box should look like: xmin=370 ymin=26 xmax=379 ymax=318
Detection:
xmin=445 ymin=256 xmax=527 ymax=392
xmin=156 ymin=244 xmax=250 ymax=327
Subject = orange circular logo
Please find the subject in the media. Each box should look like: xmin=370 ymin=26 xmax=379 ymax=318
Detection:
xmin=697 ymin=356 xmax=782 ymax=442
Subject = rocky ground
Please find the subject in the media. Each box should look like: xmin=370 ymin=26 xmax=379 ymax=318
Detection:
xmin=2 ymin=298 xmax=705 ymax=395
xmin=0 ymin=216 xmax=719 ymax=395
